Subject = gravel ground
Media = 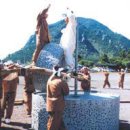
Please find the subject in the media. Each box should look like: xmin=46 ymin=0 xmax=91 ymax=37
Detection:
xmin=1 ymin=76 xmax=31 ymax=130
xmin=1 ymin=73 xmax=130 ymax=130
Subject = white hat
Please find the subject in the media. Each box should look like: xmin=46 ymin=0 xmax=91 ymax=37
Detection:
xmin=52 ymin=65 xmax=67 ymax=77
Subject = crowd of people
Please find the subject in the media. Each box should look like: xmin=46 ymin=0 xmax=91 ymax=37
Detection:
xmin=0 ymin=62 xmax=90 ymax=129
xmin=0 ymin=62 xmax=35 ymax=127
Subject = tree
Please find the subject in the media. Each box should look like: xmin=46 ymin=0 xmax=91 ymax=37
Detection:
xmin=79 ymin=60 xmax=94 ymax=67
xmin=99 ymin=54 xmax=109 ymax=63
xmin=119 ymin=50 xmax=127 ymax=58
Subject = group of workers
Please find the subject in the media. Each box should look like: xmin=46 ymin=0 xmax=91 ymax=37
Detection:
xmin=0 ymin=62 xmax=90 ymax=129
xmin=0 ymin=4 xmax=90 ymax=129
xmin=0 ymin=4 xmax=52 ymax=126
xmin=0 ymin=62 xmax=34 ymax=126
xmin=103 ymin=69 xmax=125 ymax=89
xmin=1 ymin=3 xmax=127 ymax=130
xmin=0 ymin=62 xmax=127 ymax=130
xmin=46 ymin=65 xmax=90 ymax=130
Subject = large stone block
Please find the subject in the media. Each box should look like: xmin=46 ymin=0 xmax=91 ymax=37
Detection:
xmin=32 ymin=92 xmax=120 ymax=130
xmin=33 ymin=43 xmax=65 ymax=92
xmin=36 ymin=43 xmax=65 ymax=69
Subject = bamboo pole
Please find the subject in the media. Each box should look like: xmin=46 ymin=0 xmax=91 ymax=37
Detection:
xmin=0 ymin=66 xmax=85 ymax=80
xmin=0 ymin=69 xmax=20 ymax=76
xmin=28 ymin=66 xmax=52 ymax=76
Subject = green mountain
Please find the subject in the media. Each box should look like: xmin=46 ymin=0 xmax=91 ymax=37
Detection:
xmin=4 ymin=17 xmax=130 ymax=63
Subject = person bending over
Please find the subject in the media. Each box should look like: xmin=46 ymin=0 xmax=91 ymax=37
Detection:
xmin=46 ymin=65 xmax=69 ymax=130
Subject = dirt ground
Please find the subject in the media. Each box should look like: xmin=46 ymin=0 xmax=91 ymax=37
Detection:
xmin=1 ymin=73 xmax=130 ymax=130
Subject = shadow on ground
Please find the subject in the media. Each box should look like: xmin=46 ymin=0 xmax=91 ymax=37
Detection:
xmin=9 ymin=122 xmax=31 ymax=128
xmin=0 ymin=127 xmax=18 ymax=130
xmin=119 ymin=120 xmax=130 ymax=130
xmin=2 ymin=120 xmax=130 ymax=130
xmin=1 ymin=121 xmax=31 ymax=130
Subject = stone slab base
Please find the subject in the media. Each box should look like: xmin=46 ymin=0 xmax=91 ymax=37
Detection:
xmin=32 ymin=92 xmax=120 ymax=130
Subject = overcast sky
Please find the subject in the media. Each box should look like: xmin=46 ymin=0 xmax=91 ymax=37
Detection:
xmin=0 ymin=0 xmax=130 ymax=59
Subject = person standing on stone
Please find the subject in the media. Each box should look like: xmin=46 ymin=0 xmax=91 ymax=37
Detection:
xmin=23 ymin=71 xmax=35 ymax=116
xmin=118 ymin=69 xmax=125 ymax=89
xmin=79 ymin=67 xmax=91 ymax=92
xmin=1 ymin=63 xmax=19 ymax=124
xmin=103 ymin=69 xmax=110 ymax=88
xmin=46 ymin=65 xmax=69 ymax=130
xmin=32 ymin=4 xmax=51 ymax=66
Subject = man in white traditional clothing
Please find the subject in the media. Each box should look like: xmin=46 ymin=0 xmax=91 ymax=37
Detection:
xmin=60 ymin=8 xmax=77 ymax=70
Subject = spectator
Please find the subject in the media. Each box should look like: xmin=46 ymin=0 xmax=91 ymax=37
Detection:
xmin=118 ymin=69 xmax=125 ymax=89
xmin=103 ymin=69 xmax=110 ymax=88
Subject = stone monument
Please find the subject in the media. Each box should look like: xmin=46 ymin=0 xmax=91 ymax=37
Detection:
xmin=31 ymin=42 xmax=120 ymax=130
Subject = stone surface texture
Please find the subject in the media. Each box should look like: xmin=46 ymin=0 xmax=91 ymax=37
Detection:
xmin=33 ymin=42 xmax=65 ymax=92
xmin=32 ymin=92 xmax=120 ymax=130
